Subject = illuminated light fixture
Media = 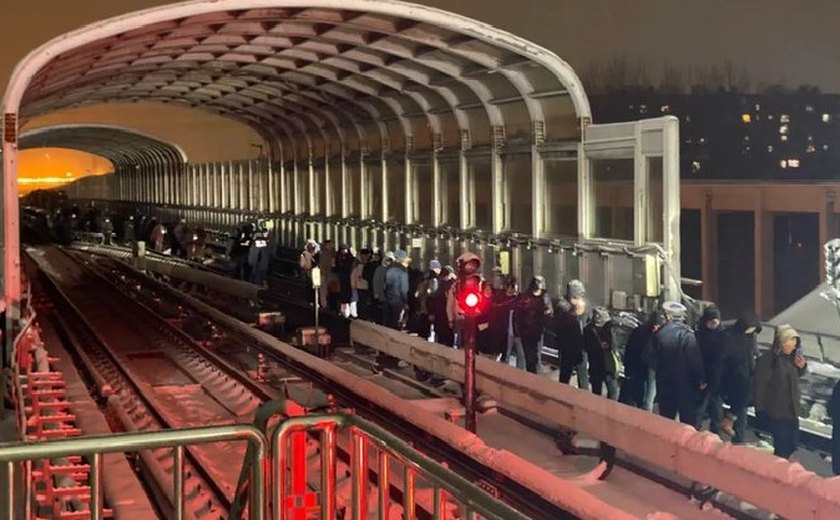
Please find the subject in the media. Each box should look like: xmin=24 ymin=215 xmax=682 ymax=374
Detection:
xmin=781 ymin=114 xmax=791 ymax=123
xmin=823 ymin=114 xmax=832 ymax=123
xmin=741 ymin=114 xmax=752 ymax=124
xmin=780 ymin=160 xmax=788 ymax=169
xmin=781 ymin=135 xmax=789 ymax=142
xmin=779 ymin=124 xmax=789 ymax=135
xmin=788 ymin=159 xmax=800 ymax=168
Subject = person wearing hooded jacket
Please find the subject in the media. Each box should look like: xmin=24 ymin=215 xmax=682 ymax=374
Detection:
xmin=584 ymin=307 xmax=620 ymax=400
xmin=650 ymin=301 xmax=706 ymax=427
xmin=754 ymin=324 xmax=807 ymax=459
xmin=695 ymin=306 xmax=726 ymax=433
xmin=619 ymin=311 xmax=660 ymax=410
xmin=718 ymin=312 xmax=761 ymax=443
xmin=547 ymin=280 xmax=590 ymax=389
xmin=514 ymin=276 xmax=553 ymax=374
xmin=372 ymin=252 xmax=395 ymax=325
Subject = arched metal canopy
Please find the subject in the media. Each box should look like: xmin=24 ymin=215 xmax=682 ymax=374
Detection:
xmin=17 ymin=124 xmax=187 ymax=170
xmin=5 ymin=0 xmax=592 ymax=161
xmin=1 ymin=0 xmax=595 ymax=310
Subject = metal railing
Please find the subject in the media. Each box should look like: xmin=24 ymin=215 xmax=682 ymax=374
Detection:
xmin=0 ymin=425 xmax=267 ymax=520
xmin=273 ymin=414 xmax=530 ymax=520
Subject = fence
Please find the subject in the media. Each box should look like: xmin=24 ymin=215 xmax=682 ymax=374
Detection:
xmin=272 ymin=414 xmax=530 ymax=520
xmin=0 ymin=426 xmax=266 ymax=520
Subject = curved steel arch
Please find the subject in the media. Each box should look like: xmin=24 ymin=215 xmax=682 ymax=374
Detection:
xmin=16 ymin=124 xmax=187 ymax=169
xmin=1 ymin=0 xmax=593 ymax=308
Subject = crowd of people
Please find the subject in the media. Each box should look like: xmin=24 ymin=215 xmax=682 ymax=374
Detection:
xmin=299 ymin=239 xmax=818 ymax=463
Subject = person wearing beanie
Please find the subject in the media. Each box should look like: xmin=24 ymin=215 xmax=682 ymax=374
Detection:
xmin=546 ymin=279 xmax=590 ymax=389
xmin=619 ymin=310 xmax=662 ymax=410
xmin=695 ymin=305 xmax=726 ymax=433
xmin=651 ymin=301 xmax=706 ymax=427
xmin=514 ymin=276 xmax=553 ymax=373
xmin=753 ymin=324 xmax=807 ymax=458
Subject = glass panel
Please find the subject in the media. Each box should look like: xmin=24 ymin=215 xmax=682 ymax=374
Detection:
xmin=387 ymin=158 xmax=405 ymax=222
xmin=327 ymin=157 xmax=341 ymax=216
xmin=440 ymin=161 xmax=460 ymax=227
xmin=504 ymin=154 xmax=532 ymax=234
xmin=413 ymin=164 xmax=433 ymax=226
xmin=315 ymin=166 xmax=326 ymax=215
xmin=366 ymin=162 xmax=383 ymax=219
xmin=646 ymin=157 xmax=663 ymax=242
xmin=544 ymin=159 xmax=577 ymax=237
xmin=470 ymin=158 xmax=492 ymax=229
xmin=347 ymin=163 xmax=361 ymax=217
xmin=592 ymin=158 xmax=634 ymax=240
xmin=295 ymin=166 xmax=308 ymax=214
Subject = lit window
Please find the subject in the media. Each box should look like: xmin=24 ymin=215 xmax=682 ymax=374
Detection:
xmin=780 ymin=160 xmax=788 ymax=169
xmin=685 ymin=115 xmax=691 ymax=123
xmin=755 ymin=104 xmax=761 ymax=111
xmin=824 ymin=144 xmax=830 ymax=151
xmin=691 ymin=161 xmax=702 ymax=173
xmin=806 ymin=105 xmax=814 ymax=113
xmin=779 ymin=124 xmax=789 ymax=134
xmin=767 ymin=145 xmax=774 ymax=153
xmin=640 ymin=104 xmax=648 ymax=114
xmin=742 ymin=113 xmax=752 ymax=124
xmin=743 ymin=135 xmax=751 ymax=142
xmin=661 ymin=105 xmax=670 ymax=113
xmin=781 ymin=135 xmax=789 ymax=142
xmin=698 ymin=137 xmax=706 ymax=144
xmin=768 ymin=114 xmax=775 ymax=120
xmin=824 ymin=113 xmax=832 ymax=123
xmin=807 ymin=144 xmax=816 ymax=153
xmin=808 ymin=135 xmax=814 ymax=142
xmin=781 ymin=114 xmax=790 ymax=123
xmin=788 ymin=159 xmax=800 ymax=168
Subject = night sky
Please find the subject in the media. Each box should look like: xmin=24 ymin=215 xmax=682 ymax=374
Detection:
xmin=3 ymin=0 xmax=840 ymax=178
xmin=4 ymin=0 xmax=840 ymax=94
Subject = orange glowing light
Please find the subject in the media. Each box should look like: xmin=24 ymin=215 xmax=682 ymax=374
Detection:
xmin=18 ymin=148 xmax=113 ymax=195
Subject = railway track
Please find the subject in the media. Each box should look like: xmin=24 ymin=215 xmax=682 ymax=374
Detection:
xmin=30 ymin=246 xmax=575 ymax=519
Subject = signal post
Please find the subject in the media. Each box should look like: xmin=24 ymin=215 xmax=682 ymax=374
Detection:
xmin=455 ymin=253 xmax=486 ymax=433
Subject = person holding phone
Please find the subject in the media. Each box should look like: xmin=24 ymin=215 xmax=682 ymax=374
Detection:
xmin=754 ymin=324 xmax=807 ymax=459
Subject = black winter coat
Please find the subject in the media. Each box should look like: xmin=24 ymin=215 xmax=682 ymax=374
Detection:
xmin=719 ymin=317 xmax=760 ymax=410
xmin=652 ymin=321 xmax=706 ymax=397
xmin=545 ymin=303 xmax=586 ymax=368
xmin=479 ymin=293 xmax=517 ymax=357
xmin=334 ymin=251 xmax=355 ymax=303
xmin=696 ymin=324 xmax=727 ymax=393
xmin=584 ymin=322 xmax=619 ymax=380
xmin=624 ymin=322 xmax=656 ymax=380
xmin=514 ymin=293 xmax=552 ymax=342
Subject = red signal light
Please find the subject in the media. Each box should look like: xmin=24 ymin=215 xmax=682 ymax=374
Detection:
xmin=464 ymin=291 xmax=480 ymax=309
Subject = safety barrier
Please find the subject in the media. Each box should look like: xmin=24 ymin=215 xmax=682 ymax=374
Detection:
xmin=0 ymin=425 xmax=266 ymax=520
xmin=351 ymin=320 xmax=840 ymax=520
xmin=272 ymin=414 xmax=529 ymax=520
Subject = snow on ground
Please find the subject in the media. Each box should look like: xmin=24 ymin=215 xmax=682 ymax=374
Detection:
xmin=413 ymin=398 xmax=731 ymax=519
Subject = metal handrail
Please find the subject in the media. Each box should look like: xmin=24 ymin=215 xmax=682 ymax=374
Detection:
xmin=272 ymin=414 xmax=530 ymax=520
xmin=0 ymin=425 xmax=267 ymax=520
